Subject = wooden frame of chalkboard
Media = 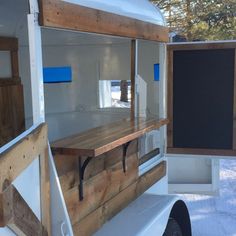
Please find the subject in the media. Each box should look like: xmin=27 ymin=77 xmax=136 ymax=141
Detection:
xmin=167 ymin=41 xmax=236 ymax=156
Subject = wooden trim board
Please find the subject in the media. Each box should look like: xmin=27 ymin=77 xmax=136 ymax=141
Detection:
xmin=130 ymin=39 xmax=136 ymax=120
xmin=0 ymin=124 xmax=51 ymax=235
xmin=0 ymin=185 xmax=47 ymax=235
xmin=38 ymin=0 xmax=169 ymax=42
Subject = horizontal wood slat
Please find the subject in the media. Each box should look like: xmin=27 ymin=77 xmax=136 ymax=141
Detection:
xmin=167 ymin=147 xmax=236 ymax=157
xmin=0 ymin=185 xmax=47 ymax=235
xmin=56 ymin=140 xmax=138 ymax=193
xmin=73 ymin=161 xmax=166 ymax=236
xmin=51 ymin=118 xmax=168 ymax=157
xmin=0 ymin=124 xmax=51 ymax=235
xmin=39 ymin=0 xmax=169 ymax=42
xmin=0 ymin=124 xmax=47 ymax=192
xmin=0 ymin=37 xmax=18 ymax=51
xmin=65 ymin=154 xmax=138 ymax=225
xmin=167 ymin=41 xmax=236 ymax=51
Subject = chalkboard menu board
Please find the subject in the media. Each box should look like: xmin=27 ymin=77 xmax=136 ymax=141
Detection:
xmin=172 ymin=48 xmax=235 ymax=150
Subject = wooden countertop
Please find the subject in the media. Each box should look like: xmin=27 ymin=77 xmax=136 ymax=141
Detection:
xmin=51 ymin=118 xmax=169 ymax=157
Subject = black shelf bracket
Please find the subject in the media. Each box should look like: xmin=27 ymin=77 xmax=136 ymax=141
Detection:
xmin=122 ymin=141 xmax=131 ymax=173
xmin=78 ymin=156 xmax=93 ymax=201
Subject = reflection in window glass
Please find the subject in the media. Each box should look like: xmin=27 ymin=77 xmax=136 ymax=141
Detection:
xmin=99 ymin=80 xmax=131 ymax=108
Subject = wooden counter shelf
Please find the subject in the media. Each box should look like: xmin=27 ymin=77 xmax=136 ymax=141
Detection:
xmin=51 ymin=117 xmax=168 ymax=200
xmin=51 ymin=118 xmax=168 ymax=156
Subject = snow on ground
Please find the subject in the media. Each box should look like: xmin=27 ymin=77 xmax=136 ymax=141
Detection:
xmin=182 ymin=159 xmax=236 ymax=236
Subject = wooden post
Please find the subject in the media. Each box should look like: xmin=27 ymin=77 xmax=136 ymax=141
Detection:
xmin=131 ymin=40 xmax=136 ymax=120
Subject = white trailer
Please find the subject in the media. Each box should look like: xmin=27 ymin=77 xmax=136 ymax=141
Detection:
xmin=0 ymin=1 xmax=235 ymax=236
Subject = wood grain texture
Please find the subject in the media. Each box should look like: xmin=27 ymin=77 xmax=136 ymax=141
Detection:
xmin=233 ymin=49 xmax=236 ymax=150
xmin=56 ymin=140 xmax=138 ymax=193
xmin=38 ymin=0 xmax=169 ymax=42
xmin=51 ymin=118 xmax=168 ymax=157
xmin=0 ymin=37 xmax=18 ymax=51
xmin=167 ymin=41 xmax=236 ymax=51
xmin=40 ymin=147 xmax=51 ymax=236
xmin=73 ymin=161 xmax=166 ymax=236
xmin=167 ymin=147 xmax=236 ymax=156
xmin=0 ymin=124 xmax=47 ymax=192
xmin=0 ymin=124 xmax=51 ymax=235
xmin=65 ymin=154 xmax=138 ymax=225
xmin=0 ymin=185 xmax=47 ymax=236
xmin=0 ymin=36 xmax=23 ymax=146
xmin=131 ymin=40 xmax=136 ymax=120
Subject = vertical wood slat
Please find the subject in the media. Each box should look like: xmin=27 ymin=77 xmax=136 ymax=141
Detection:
xmin=73 ymin=161 xmax=166 ymax=236
xmin=233 ymin=49 xmax=236 ymax=150
xmin=38 ymin=0 xmax=169 ymax=42
xmin=0 ymin=85 xmax=25 ymax=146
xmin=1 ymin=185 xmax=47 ymax=236
xmin=131 ymin=40 xmax=136 ymax=120
xmin=0 ymin=124 xmax=51 ymax=236
xmin=167 ymin=48 xmax=173 ymax=148
xmin=40 ymin=147 xmax=51 ymax=236
xmin=11 ymin=50 xmax=19 ymax=79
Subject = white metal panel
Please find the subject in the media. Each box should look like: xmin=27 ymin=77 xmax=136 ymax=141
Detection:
xmin=13 ymin=158 xmax=41 ymax=220
xmin=167 ymin=155 xmax=220 ymax=195
xmin=63 ymin=0 xmax=166 ymax=26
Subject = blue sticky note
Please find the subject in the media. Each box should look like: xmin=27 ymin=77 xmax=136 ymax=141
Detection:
xmin=43 ymin=66 xmax=72 ymax=83
xmin=154 ymin=64 xmax=160 ymax=81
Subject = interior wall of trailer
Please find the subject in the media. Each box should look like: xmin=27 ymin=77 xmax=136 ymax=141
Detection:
xmin=138 ymin=40 xmax=160 ymax=117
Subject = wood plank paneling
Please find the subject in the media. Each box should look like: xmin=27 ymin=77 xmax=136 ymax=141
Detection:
xmin=0 ymin=85 xmax=25 ymax=146
xmin=0 ymin=124 xmax=51 ymax=235
xmin=167 ymin=41 xmax=236 ymax=51
xmin=233 ymin=49 xmax=236 ymax=150
xmin=167 ymin=49 xmax=173 ymax=148
xmin=167 ymin=147 xmax=236 ymax=157
xmin=39 ymin=0 xmax=169 ymax=42
xmin=0 ymin=37 xmax=18 ymax=51
xmin=0 ymin=124 xmax=47 ymax=191
xmin=73 ymin=161 xmax=166 ymax=236
xmin=0 ymin=185 xmax=47 ymax=236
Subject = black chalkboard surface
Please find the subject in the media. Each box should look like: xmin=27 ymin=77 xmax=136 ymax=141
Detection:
xmin=173 ymin=49 xmax=235 ymax=149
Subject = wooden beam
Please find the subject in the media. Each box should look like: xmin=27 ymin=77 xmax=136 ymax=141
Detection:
xmin=40 ymin=148 xmax=51 ymax=236
xmin=167 ymin=41 xmax=236 ymax=51
xmin=0 ymin=124 xmax=51 ymax=235
xmin=130 ymin=40 xmax=136 ymax=120
xmin=167 ymin=49 xmax=173 ymax=148
xmin=73 ymin=161 xmax=166 ymax=236
xmin=0 ymin=37 xmax=18 ymax=51
xmin=0 ymin=124 xmax=47 ymax=192
xmin=0 ymin=185 xmax=47 ymax=235
xmin=11 ymin=50 xmax=19 ymax=79
xmin=0 ymin=78 xmax=21 ymax=86
xmin=39 ymin=0 xmax=169 ymax=42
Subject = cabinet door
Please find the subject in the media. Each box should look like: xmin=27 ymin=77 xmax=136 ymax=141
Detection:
xmin=166 ymin=42 xmax=236 ymax=194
